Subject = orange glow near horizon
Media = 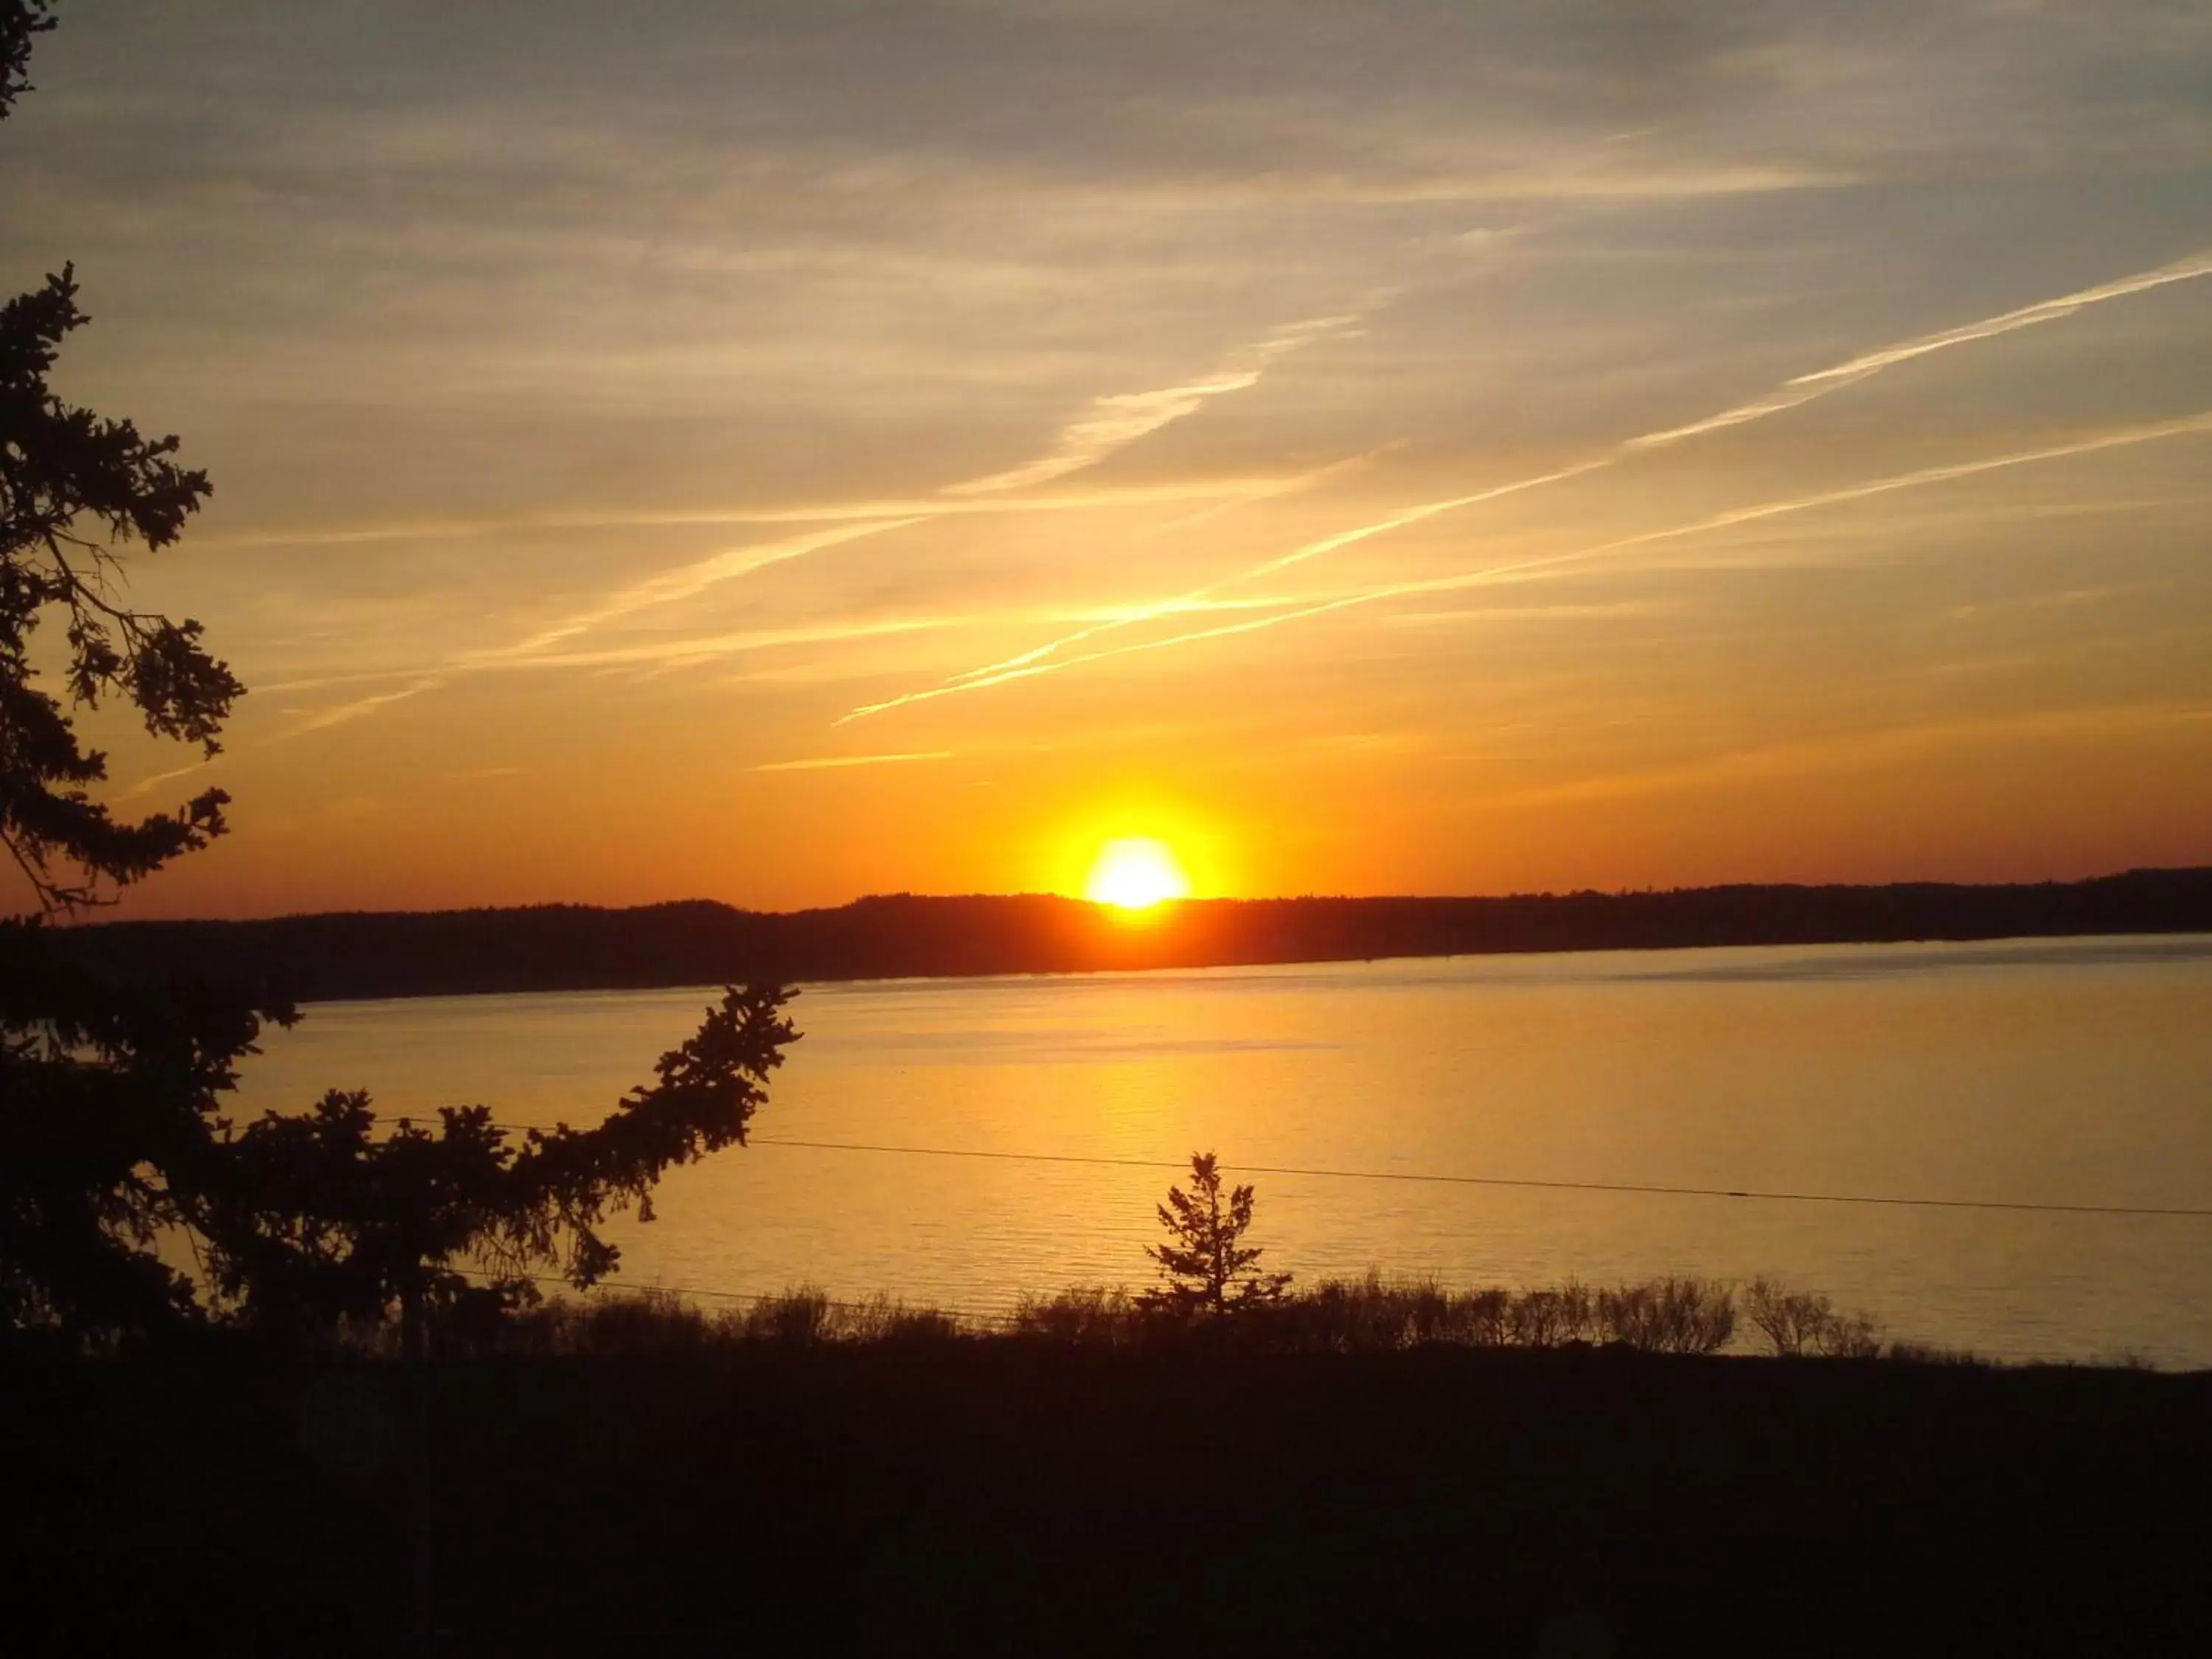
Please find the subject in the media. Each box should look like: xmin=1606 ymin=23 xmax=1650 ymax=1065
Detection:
xmin=1084 ymin=838 xmax=1192 ymax=910
xmin=18 ymin=1 xmax=2212 ymax=927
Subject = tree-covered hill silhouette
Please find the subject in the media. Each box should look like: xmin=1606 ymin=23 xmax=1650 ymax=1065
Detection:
xmin=72 ymin=866 xmax=2212 ymax=1001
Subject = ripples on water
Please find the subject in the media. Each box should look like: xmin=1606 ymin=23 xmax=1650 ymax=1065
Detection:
xmin=232 ymin=934 xmax=2212 ymax=1366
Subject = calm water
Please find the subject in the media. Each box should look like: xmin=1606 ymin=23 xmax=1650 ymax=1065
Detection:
xmin=232 ymin=935 xmax=2212 ymax=1366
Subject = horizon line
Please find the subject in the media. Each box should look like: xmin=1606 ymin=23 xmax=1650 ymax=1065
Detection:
xmin=72 ymin=863 xmax=2212 ymax=929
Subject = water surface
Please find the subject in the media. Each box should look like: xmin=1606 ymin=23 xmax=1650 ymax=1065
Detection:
xmin=233 ymin=934 xmax=2212 ymax=1364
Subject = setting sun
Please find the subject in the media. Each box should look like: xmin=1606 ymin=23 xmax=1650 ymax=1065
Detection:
xmin=1085 ymin=838 xmax=1191 ymax=910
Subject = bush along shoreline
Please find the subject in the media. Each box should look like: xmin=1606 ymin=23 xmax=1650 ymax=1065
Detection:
xmin=335 ymin=1271 xmax=2156 ymax=1368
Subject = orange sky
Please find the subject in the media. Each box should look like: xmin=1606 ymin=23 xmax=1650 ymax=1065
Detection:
xmin=7 ymin=2 xmax=2212 ymax=917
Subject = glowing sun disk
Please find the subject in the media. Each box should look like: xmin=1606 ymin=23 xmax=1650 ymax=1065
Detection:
xmin=1085 ymin=838 xmax=1190 ymax=909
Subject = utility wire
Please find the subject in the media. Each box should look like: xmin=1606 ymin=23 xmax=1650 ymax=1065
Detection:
xmin=375 ymin=1120 xmax=2212 ymax=1221
xmin=745 ymin=1135 xmax=2212 ymax=1220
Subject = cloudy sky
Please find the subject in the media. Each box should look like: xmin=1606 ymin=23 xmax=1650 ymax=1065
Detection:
xmin=7 ymin=0 xmax=2211 ymax=914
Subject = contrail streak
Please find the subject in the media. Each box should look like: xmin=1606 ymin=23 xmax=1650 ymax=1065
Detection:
xmin=838 ymin=412 xmax=2212 ymax=723
xmin=1630 ymin=247 xmax=2212 ymax=451
xmin=203 ymin=477 xmax=1300 ymax=549
xmin=280 ymin=678 xmax=447 ymax=737
xmin=948 ymin=459 xmax=1607 ymax=684
xmin=752 ymin=751 xmax=956 ymax=772
xmin=229 ymin=305 xmax=1377 ymax=740
xmin=942 ymin=312 xmax=1363 ymax=497
xmin=474 ymin=519 xmax=920 ymax=662
xmin=481 ymin=313 xmax=1376 ymax=668
xmin=926 ymin=247 xmax=2212 ymax=692
xmin=115 ymin=760 xmax=212 ymax=801
xmin=1131 ymin=444 xmax=1405 ymax=541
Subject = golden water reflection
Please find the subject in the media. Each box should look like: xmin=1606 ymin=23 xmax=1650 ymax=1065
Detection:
xmin=230 ymin=936 xmax=2212 ymax=1364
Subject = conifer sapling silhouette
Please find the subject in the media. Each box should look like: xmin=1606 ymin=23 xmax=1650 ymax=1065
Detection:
xmin=1144 ymin=1151 xmax=1290 ymax=1315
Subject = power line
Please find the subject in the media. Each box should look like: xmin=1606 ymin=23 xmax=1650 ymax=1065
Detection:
xmin=745 ymin=1135 xmax=2212 ymax=1220
xmin=378 ymin=1119 xmax=2212 ymax=1221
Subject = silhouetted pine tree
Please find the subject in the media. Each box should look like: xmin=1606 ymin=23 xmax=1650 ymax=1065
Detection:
xmin=1144 ymin=1152 xmax=1291 ymax=1315
xmin=0 ymin=6 xmax=799 ymax=1346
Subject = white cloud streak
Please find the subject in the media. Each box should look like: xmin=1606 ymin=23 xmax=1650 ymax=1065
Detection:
xmin=116 ymin=759 xmax=213 ymax=801
xmin=206 ymin=479 xmax=1297 ymax=549
xmin=280 ymin=678 xmax=448 ymax=737
xmin=225 ymin=251 xmax=2212 ymax=745
xmin=1489 ymin=701 xmax=2212 ymax=812
xmin=943 ymin=312 xmax=1365 ymax=496
xmin=944 ymin=458 xmax=1607 ymax=684
xmin=1628 ymin=247 xmax=2212 ymax=451
xmin=476 ymin=519 xmax=921 ymax=661
xmin=234 ymin=306 xmax=1374 ymax=740
xmin=839 ymin=411 xmax=2212 ymax=722
xmin=516 ymin=617 xmax=961 ymax=674
xmin=752 ymin=751 xmax=956 ymax=772
xmin=905 ymin=247 xmax=2212 ymax=697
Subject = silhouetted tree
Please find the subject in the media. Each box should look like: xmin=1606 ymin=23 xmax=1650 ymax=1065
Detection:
xmin=0 ymin=917 xmax=282 ymax=1338
xmin=0 ymin=2 xmax=269 ymax=1339
xmin=1143 ymin=1151 xmax=1290 ymax=1315
xmin=0 ymin=11 xmax=799 ymax=1346
xmin=194 ymin=986 xmax=797 ymax=1344
xmin=1 ymin=3 xmax=54 ymax=122
xmin=1 ymin=290 xmax=236 ymax=906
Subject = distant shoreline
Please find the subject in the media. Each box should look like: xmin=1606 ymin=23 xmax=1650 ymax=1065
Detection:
xmin=68 ymin=866 xmax=2212 ymax=1004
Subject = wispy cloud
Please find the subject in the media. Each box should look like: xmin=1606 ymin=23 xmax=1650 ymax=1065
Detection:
xmin=476 ymin=519 xmax=920 ymax=661
xmin=204 ymin=479 xmax=1297 ymax=550
xmin=254 ymin=619 xmax=966 ymax=751
xmin=1131 ymin=445 xmax=1401 ymax=539
xmin=1628 ymin=247 xmax=2212 ymax=451
xmin=941 ymin=458 xmax=1602 ymax=686
xmin=752 ymin=750 xmax=956 ymax=772
xmin=189 ymin=234 xmax=2212 ymax=754
xmin=943 ymin=311 xmax=1366 ymax=497
xmin=279 ymin=678 xmax=447 ymax=737
xmin=1490 ymin=702 xmax=2212 ymax=811
xmin=116 ymin=759 xmax=214 ymax=802
xmin=1582 ymin=413 xmax=2212 ymax=562
xmin=119 ymin=683 xmax=448 ymax=799
xmin=887 ymin=249 xmax=2212 ymax=704
xmin=232 ymin=305 xmax=1378 ymax=742
xmin=475 ymin=343 xmax=1376 ymax=670
xmin=492 ymin=618 xmax=971 ymax=680
xmin=840 ymin=411 xmax=2212 ymax=722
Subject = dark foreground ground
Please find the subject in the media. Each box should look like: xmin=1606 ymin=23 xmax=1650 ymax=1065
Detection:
xmin=7 ymin=1343 xmax=2208 ymax=1656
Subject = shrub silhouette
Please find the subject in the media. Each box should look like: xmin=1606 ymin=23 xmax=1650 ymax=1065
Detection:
xmin=1510 ymin=1282 xmax=1597 ymax=1347
xmin=1275 ymin=1271 xmax=1439 ymax=1349
xmin=1747 ymin=1277 xmax=1882 ymax=1359
xmin=493 ymin=1286 xmax=961 ymax=1352
xmin=1262 ymin=1274 xmax=1529 ymax=1352
xmin=1595 ymin=1277 xmax=1736 ymax=1354
xmin=1885 ymin=1340 xmax=1988 ymax=1367
xmin=742 ymin=1284 xmax=836 ymax=1345
xmin=1458 ymin=1287 xmax=1514 ymax=1346
xmin=1014 ymin=1285 xmax=1143 ymax=1345
xmin=832 ymin=1292 xmax=963 ymax=1344
xmin=392 ymin=1273 xmax=2061 ymax=1367
xmin=554 ymin=1288 xmax=712 ymax=1355
xmin=1142 ymin=1152 xmax=1291 ymax=1315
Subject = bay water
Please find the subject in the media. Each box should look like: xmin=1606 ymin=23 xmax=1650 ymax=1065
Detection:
xmin=230 ymin=933 xmax=2212 ymax=1366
